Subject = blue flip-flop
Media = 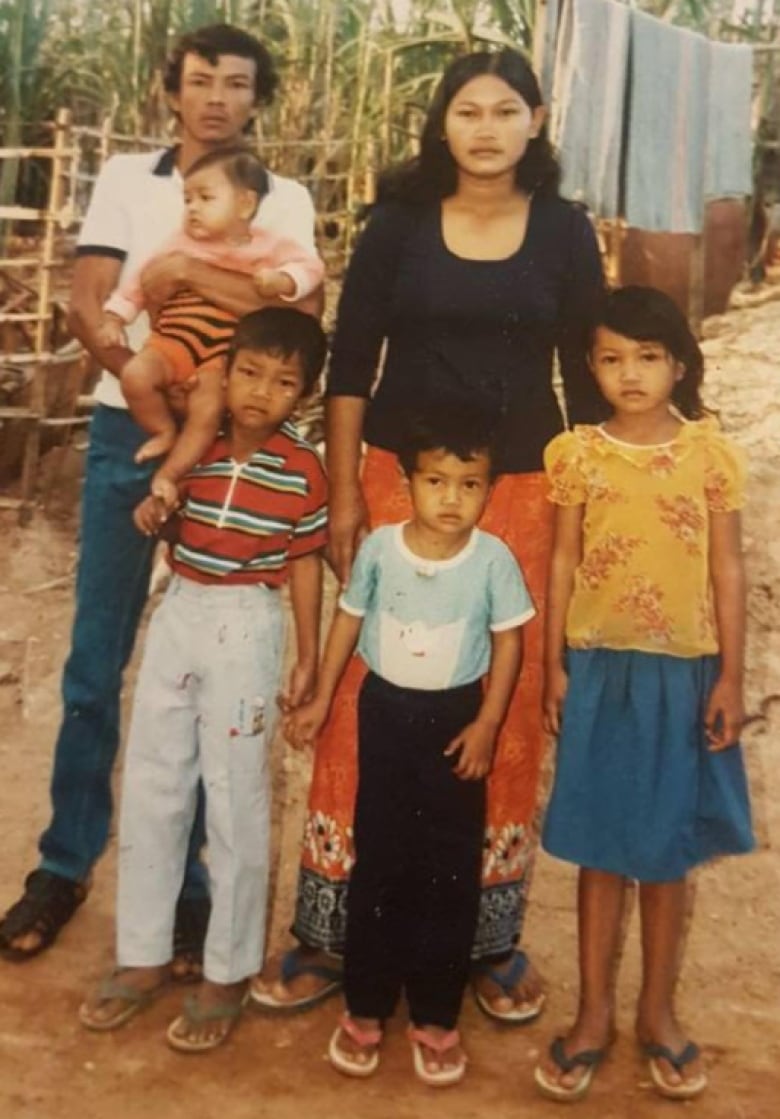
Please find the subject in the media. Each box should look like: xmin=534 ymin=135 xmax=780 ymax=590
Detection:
xmin=643 ymin=1040 xmax=707 ymax=1099
xmin=534 ymin=1036 xmax=607 ymax=1101
xmin=472 ymin=950 xmax=546 ymax=1023
xmin=250 ymin=947 xmax=342 ymax=1012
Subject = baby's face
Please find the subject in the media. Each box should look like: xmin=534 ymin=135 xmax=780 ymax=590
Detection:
xmin=182 ymin=165 xmax=253 ymax=241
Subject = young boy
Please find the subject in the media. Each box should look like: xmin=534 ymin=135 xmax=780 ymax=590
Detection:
xmin=79 ymin=307 xmax=327 ymax=1053
xmin=99 ymin=146 xmax=324 ymax=490
xmin=286 ymin=408 xmax=536 ymax=1086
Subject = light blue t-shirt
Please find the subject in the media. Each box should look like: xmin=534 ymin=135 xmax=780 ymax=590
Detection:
xmin=340 ymin=524 xmax=536 ymax=690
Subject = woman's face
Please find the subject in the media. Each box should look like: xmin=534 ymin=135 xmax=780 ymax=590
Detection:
xmin=443 ymin=74 xmax=545 ymax=182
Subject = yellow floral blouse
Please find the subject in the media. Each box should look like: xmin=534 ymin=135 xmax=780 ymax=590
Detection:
xmin=544 ymin=420 xmax=746 ymax=657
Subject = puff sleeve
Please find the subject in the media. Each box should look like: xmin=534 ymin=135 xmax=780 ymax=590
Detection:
xmin=544 ymin=431 xmax=587 ymax=505
xmin=703 ymin=429 xmax=747 ymax=512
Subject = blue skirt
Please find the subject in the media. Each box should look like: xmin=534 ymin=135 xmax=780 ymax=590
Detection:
xmin=542 ymin=649 xmax=754 ymax=882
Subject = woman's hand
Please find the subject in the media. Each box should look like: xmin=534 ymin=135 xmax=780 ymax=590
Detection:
xmin=326 ymin=482 xmax=369 ymax=587
xmin=704 ymin=674 xmax=744 ymax=750
xmin=542 ymin=663 xmax=568 ymax=735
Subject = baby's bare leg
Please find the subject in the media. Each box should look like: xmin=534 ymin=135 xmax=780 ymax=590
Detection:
xmin=152 ymin=360 xmax=226 ymax=499
xmin=121 ymin=348 xmax=178 ymax=462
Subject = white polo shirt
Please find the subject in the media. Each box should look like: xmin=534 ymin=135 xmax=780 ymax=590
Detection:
xmin=77 ymin=146 xmax=317 ymax=409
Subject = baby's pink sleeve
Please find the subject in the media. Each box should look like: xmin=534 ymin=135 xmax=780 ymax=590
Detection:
xmin=260 ymin=234 xmax=325 ymax=301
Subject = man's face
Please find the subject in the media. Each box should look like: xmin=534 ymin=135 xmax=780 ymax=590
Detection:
xmin=169 ymin=52 xmax=258 ymax=147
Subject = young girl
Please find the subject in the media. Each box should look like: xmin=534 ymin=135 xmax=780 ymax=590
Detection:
xmin=535 ymin=286 xmax=753 ymax=1103
xmin=286 ymin=407 xmax=536 ymax=1086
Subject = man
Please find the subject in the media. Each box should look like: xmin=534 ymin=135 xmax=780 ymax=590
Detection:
xmin=0 ymin=23 xmax=319 ymax=971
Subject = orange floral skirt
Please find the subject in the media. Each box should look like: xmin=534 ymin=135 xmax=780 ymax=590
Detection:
xmin=292 ymin=447 xmax=553 ymax=958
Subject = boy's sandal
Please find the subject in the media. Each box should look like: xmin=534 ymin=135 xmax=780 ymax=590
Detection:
xmin=472 ymin=950 xmax=546 ymax=1023
xmin=534 ymin=1036 xmax=607 ymax=1102
xmin=250 ymin=947 xmax=343 ymax=1012
xmin=643 ymin=1041 xmax=707 ymax=1100
xmin=0 ymin=869 xmax=88 ymax=962
xmin=171 ymin=895 xmax=211 ymax=983
xmin=407 ymin=1026 xmax=467 ymax=1087
xmin=79 ymin=970 xmax=169 ymax=1031
xmin=166 ymin=989 xmax=249 ymax=1053
xmin=328 ymin=1013 xmax=382 ymax=1078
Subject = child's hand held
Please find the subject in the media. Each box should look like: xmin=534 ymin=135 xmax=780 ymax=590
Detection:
xmin=277 ymin=662 xmax=317 ymax=716
xmin=283 ymin=700 xmax=326 ymax=751
xmin=133 ymin=494 xmax=168 ymax=536
xmin=444 ymin=719 xmax=497 ymax=781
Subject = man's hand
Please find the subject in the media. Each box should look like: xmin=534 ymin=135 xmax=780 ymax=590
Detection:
xmin=254 ymin=267 xmax=296 ymax=299
xmin=444 ymin=718 xmax=498 ymax=780
xmin=140 ymin=252 xmax=190 ymax=318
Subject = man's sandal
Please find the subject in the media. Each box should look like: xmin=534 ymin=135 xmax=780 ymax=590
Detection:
xmin=79 ymin=970 xmax=169 ymax=1031
xmin=408 ymin=1026 xmax=467 ymax=1087
xmin=534 ymin=1037 xmax=607 ymax=1102
xmin=0 ymin=870 xmax=87 ymax=961
xmin=250 ymin=947 xmax=343 ymax=1012
xmin=643 ymin=1041 xmax=707 ymax=1100
xmin=328 ymin=1014 xmax=382 ymax=1078
xmin=166 ymin=989 xmax=249 ymax=1053
xmin=472 ymin=950 xmax=546 ymax=1023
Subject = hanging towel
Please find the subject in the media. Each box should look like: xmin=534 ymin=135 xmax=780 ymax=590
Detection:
xmin=624 ymin=10 xmax=710 ymax=233
xmin=551 ymin=0 xmax=630 ymax=218
xmin=538 ymin=0 xmax=561 ymax=105
xmin=705 ymin=42 xmax=753 ymax=199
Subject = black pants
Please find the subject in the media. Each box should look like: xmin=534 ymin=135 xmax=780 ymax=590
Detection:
xmin=344 ymin=672 xmax=486 ymax=1029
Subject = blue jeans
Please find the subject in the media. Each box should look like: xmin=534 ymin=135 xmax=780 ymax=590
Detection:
xmin=38 ymin=405 xmax=208 ymax=897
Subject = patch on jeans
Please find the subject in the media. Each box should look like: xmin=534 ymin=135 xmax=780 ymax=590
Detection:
xmin=230 ymin=696 xmax=266 ymax=737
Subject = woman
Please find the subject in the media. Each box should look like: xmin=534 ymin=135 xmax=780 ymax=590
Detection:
xmin=253 ymin=48 xmax=604 ymax=1019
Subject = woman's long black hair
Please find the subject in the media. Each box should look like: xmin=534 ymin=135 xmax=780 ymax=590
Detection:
xmin=377 ymin=49 xmax=560 ymax=206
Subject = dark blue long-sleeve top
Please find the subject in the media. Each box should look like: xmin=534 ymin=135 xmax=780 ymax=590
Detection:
xmin=326 ymin=193 xmax=606 ymax=475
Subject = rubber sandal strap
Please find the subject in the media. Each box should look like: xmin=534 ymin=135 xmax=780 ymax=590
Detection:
xmin=408 ymin=1026 xmax=461 ymax=1054
xmin=340 ymin=1013 xmax=382 ymax=1047
xmin=643 ymin=1041 xmax=700 ymax=1071
xmin=280 ymin=947 xmax=342 ymax=985
xmin=180 ymin=991 xmax=246 ymax=1024
xmin=96 ymin=973 xmax=163 ymax=1006
xmin=475 ymin=949 xmax=528 ymax=995
xmin=550 ymin=1036 xmax=605 ymax=1073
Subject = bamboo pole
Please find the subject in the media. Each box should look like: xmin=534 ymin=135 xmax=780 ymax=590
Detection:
xmin=16 ymin=108 xmax=72 ymax=521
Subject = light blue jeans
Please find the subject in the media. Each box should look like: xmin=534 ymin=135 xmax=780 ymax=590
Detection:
xmin=117 ymin=576 xmax=284 ymax=984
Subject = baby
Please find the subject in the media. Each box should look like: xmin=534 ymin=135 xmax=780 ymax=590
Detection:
xmin=97 ymin=146 xmax=324 ymax=498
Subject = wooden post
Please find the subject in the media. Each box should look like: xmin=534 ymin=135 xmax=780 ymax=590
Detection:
xmin=17 ymin=107 xmax=71 ymax=522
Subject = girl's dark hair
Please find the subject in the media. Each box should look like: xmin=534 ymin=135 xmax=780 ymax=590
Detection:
xmin=590 ymin=286 xmax=705 ymax=420
xmin=164 ymin=23 xmax=278 ymax=107
xmin=227 ymin=308 xmax=327 ymax=394
xmin=378 ymin=49 xmax=559 ymax=206
xmin=397 ymin=403 xmax=499 ymax=480
xmin=185 ymin=146 xmax=268 ymax=215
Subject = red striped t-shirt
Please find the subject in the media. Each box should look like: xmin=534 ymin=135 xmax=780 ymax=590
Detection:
xmin=171 ymin=421 xmax=327 ymax=586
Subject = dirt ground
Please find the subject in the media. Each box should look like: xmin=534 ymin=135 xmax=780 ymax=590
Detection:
xmin=1 ymin=291 xmax=779 ymax=1119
